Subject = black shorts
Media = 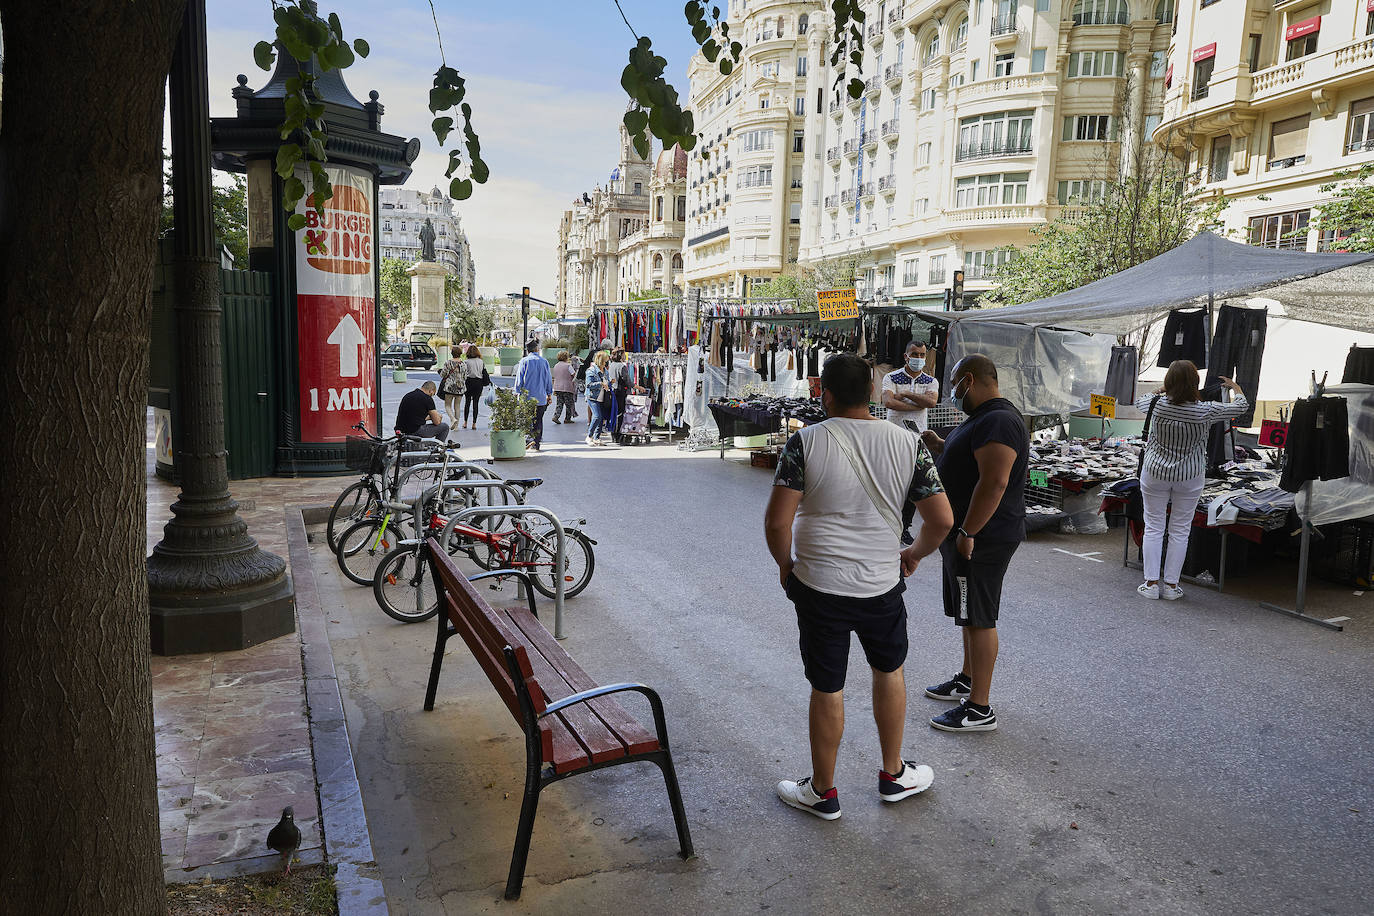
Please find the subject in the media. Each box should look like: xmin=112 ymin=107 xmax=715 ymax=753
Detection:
xmin=940 ymin=538 xmax=1019 ymax=628
xmin=785 ymin=574 xmax=908 ymax=694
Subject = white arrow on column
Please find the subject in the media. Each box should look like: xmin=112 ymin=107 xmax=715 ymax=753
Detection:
xmin=327 ymin=313 xmax=366 ymax=378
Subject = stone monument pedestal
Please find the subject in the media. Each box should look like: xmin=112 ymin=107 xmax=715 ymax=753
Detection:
xmin=408 ymin=259 xmax=447 ymax=341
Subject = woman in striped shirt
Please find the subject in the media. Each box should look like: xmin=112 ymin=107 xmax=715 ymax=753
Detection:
xmin=1134 ymin=360 xmax=1249 ymax=600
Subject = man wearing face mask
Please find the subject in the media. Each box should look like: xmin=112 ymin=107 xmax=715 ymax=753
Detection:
xmin=882 ymin=341 xmax=941 ymax=546
xmin=918 ymin=354 xmax=1028 ymax=732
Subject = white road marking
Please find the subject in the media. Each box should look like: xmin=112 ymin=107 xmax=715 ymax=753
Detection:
xmin=1052 ymin=548 xmax=1104 ymax=563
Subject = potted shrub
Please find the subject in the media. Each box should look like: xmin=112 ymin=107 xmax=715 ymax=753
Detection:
xmin=429 ymin=335 xmax=452 ymax=367
xmin=488 ymin=387 xmax=536 ymax=460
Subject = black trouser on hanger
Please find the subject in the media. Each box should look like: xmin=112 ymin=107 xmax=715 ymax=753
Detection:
xmin=1279 ymin=396 xmax=1351 ymax=492
xmin=1103 ymin=345 xmax=1139 ymax=405
xmin=1343 ymin=346 xmax=1374 ymax=384
xmin=1157 ymin=309 xmax=1208 ymax=368
xmin=1205 ymin=304 xmax=1266 ymax=425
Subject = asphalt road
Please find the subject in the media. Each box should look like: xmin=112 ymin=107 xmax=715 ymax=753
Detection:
xmin=311 ymin=415 xmax=1373 ymax=914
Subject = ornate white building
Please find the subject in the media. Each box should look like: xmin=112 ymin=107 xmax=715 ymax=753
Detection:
xmin=617 ymin=146 xmax=689 ymax=299
xmin=378 ymin=186 xmax=476 ymax=310
xmin=683 ymin=0 xmax=821 ymax=299
xmin=799 ymin=0 xmax=1171 ymax=308
xmin=1155 ymin=0 xmax=1374 ymax=250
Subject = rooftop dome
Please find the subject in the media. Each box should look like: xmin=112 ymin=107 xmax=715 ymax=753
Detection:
xmin=654 ymin=145 xmax=689 ymax=182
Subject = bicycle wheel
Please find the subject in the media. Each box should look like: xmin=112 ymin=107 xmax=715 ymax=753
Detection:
xmin=335 ymin=517 xmax=405 ymax=587
xmin=373 ymin=545 xmax=439 ymax=623
xmin=327 ymin=481 xmax=380 ymax=553
xmin=526 ymin=529 xmax=595 ymax=600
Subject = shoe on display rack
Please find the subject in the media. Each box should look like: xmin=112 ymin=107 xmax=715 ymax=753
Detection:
xmin=878 ymin=761 xmax=935 ymax=802
xmin=1137 ymin=582 xmax=1160 ymax=599
xmin=1160 ymin=583 xmax=1184 ymax=600
xmin=930 ymin=700 xmax=997 ymax=732
xmin=776 ymin=776 xmax=841 ymax=820
xmin=924 ymin=673 xmax=971 ymax=701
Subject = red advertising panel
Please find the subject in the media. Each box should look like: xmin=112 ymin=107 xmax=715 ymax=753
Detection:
xmin=295 ymin=165 xmax=377 ymax=443
xmin=1165 ymin=64 xmax=1174 ymax=88
xmin=1285 ymin=16 xmax=1320 ymax=42
xmin=1192 ymin=43 xmax=1216 ymax=63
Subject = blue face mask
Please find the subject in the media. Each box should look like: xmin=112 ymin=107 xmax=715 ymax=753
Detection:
xmin=906 ymin=357 xmax=925 ymax=373
xmin=951 ymin=376 xmax=972 ymax=413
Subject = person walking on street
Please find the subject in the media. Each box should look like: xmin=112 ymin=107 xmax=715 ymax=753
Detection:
xmin=584 ymin=351 xmax=611 ymax=447
xmin=460 ymin=345 xmax=488 ymax=429
xmin=1134 ymin=361 xmax=1249 ymax=601
xmin=394 ymin=380 xmax=451 ymax=443
xmin=438 ymin=351 xmax=466 ymax=426
xmin=567 ymin=352 xmax=582 ymax=420
xmin=882 ymin=341 xmax=940 ymax=547
xmin=919 ymin=354 xmax=1028 ymax=733
xmin=515 ymin=339 xmax=553 ymax=451
xmin=765 ymin=354 xmax=953 ymax=820
xmin=550 ymin=351 xmax=577 ymax=424
xmin=606 ymin=348 xmax=628 ymax=443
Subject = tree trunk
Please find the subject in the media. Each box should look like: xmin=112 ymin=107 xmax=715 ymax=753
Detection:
xmin=0 ymin=1 xmax=186 ymax=912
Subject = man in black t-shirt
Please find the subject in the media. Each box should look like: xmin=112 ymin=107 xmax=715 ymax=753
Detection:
xmin=919 ymin=354 xmax=1028 ymax=733
xmin=394 ymin=381 xmax=450 ymax=442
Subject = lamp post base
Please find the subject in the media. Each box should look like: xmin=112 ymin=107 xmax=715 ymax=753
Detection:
xmin=149 ymin=572 xmax=296 ymax=656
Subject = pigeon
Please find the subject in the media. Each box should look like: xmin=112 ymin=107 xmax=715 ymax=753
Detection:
xmin=267 ymin=806 xmax=302 ymax=875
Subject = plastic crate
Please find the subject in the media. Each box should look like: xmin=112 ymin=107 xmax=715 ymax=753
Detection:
xmin=345 ymin=436 xmax=388 ymax=475
xmin=1312 ymin=520 xmax=1374 ymax=589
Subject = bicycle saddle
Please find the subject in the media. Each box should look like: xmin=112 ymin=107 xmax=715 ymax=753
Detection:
xmin=506 ymin=477 xmax=543 ymax=489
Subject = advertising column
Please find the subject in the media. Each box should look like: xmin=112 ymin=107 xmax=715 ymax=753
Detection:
xmin=294 ymin=165 xmax=378 ymax=442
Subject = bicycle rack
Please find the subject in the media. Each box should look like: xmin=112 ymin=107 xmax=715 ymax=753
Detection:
xmin=439 ymin=503 xmax=569 ymax=640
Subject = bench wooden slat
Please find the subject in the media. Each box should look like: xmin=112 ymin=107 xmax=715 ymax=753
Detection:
xmin=444 ymin=594 xmax=522 ymax=720
xmin=505 ymin=606 xmax=660 ymax=758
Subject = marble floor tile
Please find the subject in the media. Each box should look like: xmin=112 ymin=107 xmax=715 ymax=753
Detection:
xmin=180 ymin=818 xmax=322 ymax=868
xmin=195 ymin=728 xmax=313 ymax=782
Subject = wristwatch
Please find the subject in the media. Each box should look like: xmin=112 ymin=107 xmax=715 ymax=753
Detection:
xmin=957 ymin=527 xmax=973 ymax=539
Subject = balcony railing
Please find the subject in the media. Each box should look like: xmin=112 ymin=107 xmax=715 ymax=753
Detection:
xmin=687 ymin=225 xmax=730 ymax=247
xmin=865 ymin=77 xmax=881 ymax=96
xmin=824 ymin=194 xmax=839 ymax=208
xmin=867 ymin=24 xmax=882 ymax=42
xmin=991 ymin=15 xmax=1017 ymax=36
xmin=1191 ymin=82 xmax=1210 ymax=101
xmin=878 ymin=174 xmax=896 ymax=191
xmin=885 ymin=64 xmax=903 ymax=84
xmin=791 ymin=179 xmax=803 ymax=188
xmin=826 ymin=146 xmax=841 ymax=161
xmin=843 ymin=138 xmax=860 ymax=155
xmin=888 ymin=5 xmax=904 ymax=26
xmin=861 ymin=129 xmax=878 ymax=148
xmin=859 ymin=182 xmax=875 ymax=199
xmin=830 ymin=101 xmax=844 ymax=116
xmin=1267 ymin=155 xmax=1306 ymax=171
xmin=946 ymin=203 xmax=1037 ymax=224
xmin=955 ymin=140 xmax=1034 ymax=162
xmin=881 ymin=120 xmax=900 ymax=139
xmin=1208 ymin=164 xmax=1228 ymax=183
xmin=840 ymin=188 xmax=856 ymax=204
xmin=1349 ymin=138 xmax=1374 ymax=154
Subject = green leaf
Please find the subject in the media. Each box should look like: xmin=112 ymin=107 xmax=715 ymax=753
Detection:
xmin=703 ymin=39 xmax=719 ymax=62
xmin=621 ymin=64 xmax=642 ymax=97
xmin=623 ymin=108 xmax=648 ymax=134
xmin=432 ymin=116 xmax=455 ymax=144
xmin=632 ymin=131 xmax=651 ymax=161
xmin=847 ymin=78 xmax=864 ymax=99
xmin=450 ymin=177 xmax=474 ymax=201
xmin=328 ymin=12 xmax=343 ymax=40
xmin=287 ymin=213 xmax=307 ymax=232
xmin=470 ymin=158 xmax=490 ymax=184
xmin=692 ymin=20 xmax=710 ymax=43
xmin=253 ymin=41 xmax=275 ymax=71
xmin=684 ymin=1 xmax=700 ymax=23
xmin=332 ymin=41 xmax=355 ymax=69
xmin=730 ymin=41 xmax=742 ymax=58
xmin=719 ymin=59 xmax=734 ymax=75
xmin=353 ymin=38 xmax=369 ymax=58
xmin=275 ymin=143 xmax=302 ymax=177
xmin=284 ymin=175 xmax=306 ymax=203
xmin=308 ymin=137 xmax=326 ymax=159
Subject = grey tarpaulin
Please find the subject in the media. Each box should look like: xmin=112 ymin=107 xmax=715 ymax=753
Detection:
xmin=1296 ymin=384 xmax=1374 ymax=527
xmin=944 ymin=321 xmax=1115 ymax=417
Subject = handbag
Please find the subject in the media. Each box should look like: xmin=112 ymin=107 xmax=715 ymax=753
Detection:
xmin=1127 ymin=395 xmax=1161 ymax=523
xmin=481 ymin=367 xmax=491 ymax=386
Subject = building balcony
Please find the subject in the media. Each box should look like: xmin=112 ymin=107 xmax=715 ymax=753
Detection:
xmin=843 ymin=138 xmax=861 ymax=157
xmin=848 ymin=92 xmax=863 ymax=110
xmin=840 ymin=188 xmax=856 ymax=204
xmin=1256 ymin=36 xmax=1373 ymax=107
xmin=888 ymin=5 xmax=904 ymax=26
xmin=868 ymin=24 xmax=883 ymax=44
xmin=885 ymin=64 xmax=903 ymax=86
xmin=827 ymin=146 xmax=841 ymax=163
xmin=688 ymin=225 xmax=730 ymax=247
xmin=859 ymin=182 xmax=875 ymax=200
xmin=824 ymin=194 xmax=839 ymax=209
xmin=944 ymin=203 xmax=1040 ymax=226
xmin=865 ymin=77 xmax=881 ymax=97
xmin=951 ymin=72 xmax=1054 ymax=106
xmin=861 ymin=129 xmax=879 ymax=150
xmin=830 ymin=101 xmax=845 ymax=118
xmin=881 ymin=120 xmax=900 ymax=141
xmin=955 ymin=140 xmax=1034 ymax=162
xmin=878 ymin=174 xmax=897 ymax=192
xmin=990 ymin=15 xmax=1017 ymax=38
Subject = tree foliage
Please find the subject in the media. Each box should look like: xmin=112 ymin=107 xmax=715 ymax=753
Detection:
xmin=749 ymin=258 xmax=860 ymax=305
xmin=160 ymin=158 xmax=249 ymax=267
xmin=1312 ymin=164 xmax=1374 ymax=252
xmin=377 ymin=257 xmax=411 ymax=328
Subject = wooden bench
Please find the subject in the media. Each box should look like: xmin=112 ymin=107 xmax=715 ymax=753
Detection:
xmin=423 ymin=542 xmax=694 ymax=900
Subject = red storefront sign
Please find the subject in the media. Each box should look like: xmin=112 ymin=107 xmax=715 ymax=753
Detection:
xmin=1192 ymin=43 xmax=1217 ymax=63
xmin=295 ymin=166 xmax=377 ymax=443
xmin=1285 ymin=16 xmax=1320 ymax=42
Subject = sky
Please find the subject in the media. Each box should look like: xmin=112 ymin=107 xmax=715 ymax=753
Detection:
xmin=203 ymin=0 xmax=700 ymax=300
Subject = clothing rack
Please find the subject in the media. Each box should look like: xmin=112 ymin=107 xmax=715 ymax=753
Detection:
xmin=1258 ymin=370 xmax=1345 ymax=632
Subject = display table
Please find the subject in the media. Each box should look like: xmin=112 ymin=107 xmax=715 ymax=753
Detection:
xmin=707 ymin=396 xmax=826 ymax=460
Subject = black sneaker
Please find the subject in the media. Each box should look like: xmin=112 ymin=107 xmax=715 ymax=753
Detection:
xmin=930 ymin=701 xmax=997 ymax=732
xmin=900 ymin=531 xmax=914 ymax=547
xmin=924 ymin=673 xmax=971 ymax=701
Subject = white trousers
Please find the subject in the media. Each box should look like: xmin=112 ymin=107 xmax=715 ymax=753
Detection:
xmin=1139 ymin=468 xmax=1205 ymax=585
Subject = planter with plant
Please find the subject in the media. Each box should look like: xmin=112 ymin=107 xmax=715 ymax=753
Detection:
xmin=488 ymin=387 xmax=536 ymax=459
xmin=429 ymin=335 xmax=451 ymax=366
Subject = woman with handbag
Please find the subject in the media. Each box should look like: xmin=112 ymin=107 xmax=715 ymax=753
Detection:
xmin=584 ymin=351 xmax=611 ymax=447
xmin=1134 ymin=360 xmax=1249 ymax=601
xmin=438 ymin=353 xmax=466 ymax=426
xmin=460 ymin=345 xmax=489 ymax=429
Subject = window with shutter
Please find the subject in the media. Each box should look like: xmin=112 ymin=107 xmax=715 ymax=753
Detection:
xmin=1348 ymin=98 xmax=1374 ymax=154
xmin=1268 ymin=115 xmax=1309 ymax=169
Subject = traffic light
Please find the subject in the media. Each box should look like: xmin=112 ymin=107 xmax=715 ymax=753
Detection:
xmin=951 ymin=270 xmax=965 ymax=311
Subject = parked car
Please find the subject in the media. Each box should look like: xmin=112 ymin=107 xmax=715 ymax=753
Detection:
xmin=380 ymin=343 xmax=436 ymax=370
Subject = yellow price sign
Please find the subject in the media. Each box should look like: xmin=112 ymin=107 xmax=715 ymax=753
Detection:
xmin=817 ymin=288 xmax=859 ymax=321
xmin=1089 ymin=394 xmax=1117 ymax=418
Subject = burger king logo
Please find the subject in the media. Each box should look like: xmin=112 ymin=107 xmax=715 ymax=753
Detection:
xmin=302 ymin=184 xmax=373 ymax=275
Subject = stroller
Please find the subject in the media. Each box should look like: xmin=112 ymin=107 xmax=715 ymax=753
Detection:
xmin=619 ymin=393 xmax=653 ymax=444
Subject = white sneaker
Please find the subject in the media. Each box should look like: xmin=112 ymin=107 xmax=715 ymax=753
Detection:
xmin=1137 ymin=583 xmax=1159 ymax=599
xmin=1160 ymin=583 xmax=1184 ymax=601
xmin=878 ymin=761 xmax=935 ymax=802
xmin=585 ymin=436 xmax=595 ymax=446
xmin=776 ymin=776 xmax=841 ymax=820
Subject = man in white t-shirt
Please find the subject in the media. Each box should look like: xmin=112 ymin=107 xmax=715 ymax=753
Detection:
xmin=881 ymin=341 xmax=939 ymax=432
xmin=764 ymin=353 xmax=954 ymax=820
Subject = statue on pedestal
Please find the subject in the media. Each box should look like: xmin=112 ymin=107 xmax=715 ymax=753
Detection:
xmin=419 ymin=218 xmax=437 ymax=261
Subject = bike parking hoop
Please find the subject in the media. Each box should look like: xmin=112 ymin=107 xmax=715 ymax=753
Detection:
xmin=439 ymin=504 xmax=569 ymax=640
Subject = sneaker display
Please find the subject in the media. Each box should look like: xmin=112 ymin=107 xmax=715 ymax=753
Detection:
xmin=776 ymin=776 xmax=841 ymax=820
xmin=1160 ymin=583 xmax=1184 ymax=601
xmin=924 ymin=673 xmax=971 ymax=701
xmin=930 ymin=701 xmax=998 ymax=732
xmin=878 ymin=761 xmax=935 ymax=802
xmin=1137 ymin=582 xmax=1160 ymax=599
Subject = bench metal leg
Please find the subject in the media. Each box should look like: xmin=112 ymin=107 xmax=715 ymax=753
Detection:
xmin=505 ymin=760 xmax=543 ymax=900
xmin=653 ymin=751 xmax=695 ymax=859
xmin=423 ymin=617 xmax=454 ymax=713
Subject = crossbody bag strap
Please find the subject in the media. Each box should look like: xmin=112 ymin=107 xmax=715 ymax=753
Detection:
xmin=820 ymin=422 xmax=904 ymax=538
xmin=1137 ymin=395 xmax=1160 ymax=477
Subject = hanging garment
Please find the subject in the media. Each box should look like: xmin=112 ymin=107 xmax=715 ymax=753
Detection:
xmin=1343 ymin=345 xmax=1374 ymax=384
xmin=1279 ymin=396 xmax=1350 ymax=492
xmin=1103 ymin=345 xmax=1139 ymax=405
xmin=1205 ymin=304 xmax=1266 ymax=426
xmin=1157 ymin=309 xmax=1208 ymax=369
